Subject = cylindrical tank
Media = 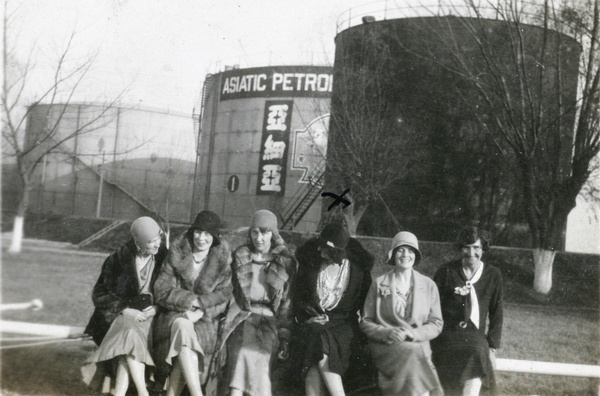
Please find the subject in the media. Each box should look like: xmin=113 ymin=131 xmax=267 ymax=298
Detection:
xmin=20 ymin=103 xmax=196 ymax=223
xmin=331 ymin=15 xmax=581 ymax=241
xmin=193 ymin=65 xmax=333 ymax=232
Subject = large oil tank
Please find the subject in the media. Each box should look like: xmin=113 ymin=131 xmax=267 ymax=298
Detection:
xmin=330 ymin=14 xmax=581 ymax=243
xmin=11 ymin=103 xmax=196 ymax=223
xmin=193 ymin=65 xmax=333 ymax=232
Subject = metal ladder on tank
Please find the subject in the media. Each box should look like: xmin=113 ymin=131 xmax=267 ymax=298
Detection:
xmin=280 ymin=162 xmax=326 ymax=230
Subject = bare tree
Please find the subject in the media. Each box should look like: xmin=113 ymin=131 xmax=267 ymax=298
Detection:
xmin=410 ymin=0 xmax=600 ymax=293
xmin=327 ymin=30 xmax=424 ymax=236
xmin=2 ymin=1 xmax=125 ymax=253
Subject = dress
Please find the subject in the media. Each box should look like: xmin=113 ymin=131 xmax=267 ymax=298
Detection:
xmin=219 ymin=244 xmax=296 ymax=396
xmin=293 ymin=238 xmax=373 ymax=379
xmin=431 ymin=260 xmax=503 ymax=395
xmin=82 ymin=239 xmax=167 ymax=389
xmin=360 ymin=269 xmax=443 ymax=396
xmin=152 ymin=233 xmax=232 ymax=387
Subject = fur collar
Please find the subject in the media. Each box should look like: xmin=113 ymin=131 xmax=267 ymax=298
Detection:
xmin=168 ymin=232 xmax=231 ymax=292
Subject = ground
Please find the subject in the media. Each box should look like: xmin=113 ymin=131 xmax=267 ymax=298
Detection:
xmin=1 ymin=219 xmax=599 ymax=395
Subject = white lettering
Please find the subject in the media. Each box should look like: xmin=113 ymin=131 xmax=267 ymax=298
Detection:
xmin=222 ymin=78 xmax=231 ymax=94
xmin=305 ymin=74 xmax=317 ymax=91
xmin=238 ymin=75 xmax=248 ymax=92
xmin=317 ymin=74 xmax=329 ymax=92
xmin=262 ymin=135 xmax=286 ymax=160
xmin=256 ymin=74 xmax=267 ymax=91
xmin=260 ymin=164 xmax=282 ymax=192
xmin=282 ymin=73 xmax=294 ymax=91
xmin=266 ymin=104 xmax=289 ymax=131
xmin=272 ymin=73 xmax=284 ymax=90
xmin=294 ymin=73 xmax=305 ymax=90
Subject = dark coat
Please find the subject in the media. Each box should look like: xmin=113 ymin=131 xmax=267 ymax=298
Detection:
xmin=433 ymin=259 xmax=503 ymax=348
xmin=152 ymin=233 xmax=232 ymax=379
xmin=84 ymin=239 xmax=167 ymax=345
xmin=432 ymin=259 xmax=504 ymax=394
xmin=293 ymin=237 xmax=373 ymax=323
xmin=292 ymin=237 xmax=373 ymax=376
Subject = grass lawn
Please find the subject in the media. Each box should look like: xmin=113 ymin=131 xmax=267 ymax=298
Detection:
xmin=1 ymin=247 xmax=599 ymax=395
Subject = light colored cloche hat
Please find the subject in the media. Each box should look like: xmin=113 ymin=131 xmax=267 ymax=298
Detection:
xmin=388 ymin=231 xmax=422 ymax=263
xmin=130 ymin=216 xmax=162 ymax=251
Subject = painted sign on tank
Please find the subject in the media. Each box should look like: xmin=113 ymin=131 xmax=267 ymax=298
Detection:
xmin=220 ymin=66 xmax=333 ymax=101
xmin=257 ymin=100 xmax=293 ymax=195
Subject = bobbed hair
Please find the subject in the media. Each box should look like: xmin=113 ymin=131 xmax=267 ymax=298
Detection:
xmin=387 ymin=245 xmax=421 ymax=266
xmin=246 ymin=227 xmax=286 ymax=252
xmin=455 ymin=226 xmax=491 ymax=252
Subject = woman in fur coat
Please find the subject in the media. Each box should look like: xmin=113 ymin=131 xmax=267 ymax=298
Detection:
xmin=293 ymin=222 xmax=373 ymax=396
xmin=153 ymin=211 xmax=232 ymax=396
xmin=82 ymin=217 xmax=167 ymax=396
xmin=219 ymin=209 xmax=297 ymax=396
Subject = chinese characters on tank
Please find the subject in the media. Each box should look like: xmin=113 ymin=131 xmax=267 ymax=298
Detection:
xmin=257 ymin=100 xmax=293 ymax=195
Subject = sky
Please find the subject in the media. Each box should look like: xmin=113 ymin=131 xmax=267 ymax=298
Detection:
xmin=7 ymin=0 xmax=599 ymax=253
xmin=8 ymin=0 xmax=360 ymax=113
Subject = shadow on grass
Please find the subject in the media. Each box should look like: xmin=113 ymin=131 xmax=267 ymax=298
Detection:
xmin=1 ymin=341 xmax=97 ymax=396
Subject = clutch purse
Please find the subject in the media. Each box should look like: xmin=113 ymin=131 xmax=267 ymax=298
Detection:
xmin=128 ymin=294 xmax=153 ymax=310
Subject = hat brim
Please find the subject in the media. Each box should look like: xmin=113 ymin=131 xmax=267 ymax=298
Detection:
xmin=388 ymin=244 xmax=422 ymax=263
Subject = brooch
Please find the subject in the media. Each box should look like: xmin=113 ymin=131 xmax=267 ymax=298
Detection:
xmin=379 ymin=288 xmax=391 ymax=297
xmin=454 ymin=281 xmax=472 ymax=296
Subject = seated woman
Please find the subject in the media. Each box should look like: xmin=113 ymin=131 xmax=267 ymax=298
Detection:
xmin=360 ymin=231 xmax=443 ymax=396
xmin=219 ymin=209 xmax=296 ymax=396
xmin=82 ymin=216 xmax=167 ymax=396
xmin=152 ymin=210 xmax=232 ymax=396
xmin=293 ymin=222 xmax=373 ymax=396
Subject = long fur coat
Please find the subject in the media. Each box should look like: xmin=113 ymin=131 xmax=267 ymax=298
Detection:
xmin=84 ymin=239 xmax=167 ymax=345
xmin=152 ymin=232 xmax=232 ymax=382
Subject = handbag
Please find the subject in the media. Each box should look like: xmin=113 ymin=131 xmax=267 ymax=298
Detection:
xmin=127 ymin=293 xmax=153 ymax=310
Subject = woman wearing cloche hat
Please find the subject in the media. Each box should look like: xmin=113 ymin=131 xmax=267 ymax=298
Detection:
xmin=360 ymin=231 xmax=444 ymax=396
xmin=152 ymin=210 xmax=233 ymax=396
xmin=293 ymin=222 xmax=374 ymax=396
xmin=217 ymin=209 xmax=297 ymax=396
xmin=82 ymin=216 xmax=167 ymax=396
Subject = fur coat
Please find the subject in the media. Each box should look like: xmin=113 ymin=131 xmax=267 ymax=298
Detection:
xmin=152 ymin=232 xmax=232 ymax=380
xmin=217 ymin=243 xmax=297 ymax=349
xmin=84 ymin=239 xmax=167 ymax=345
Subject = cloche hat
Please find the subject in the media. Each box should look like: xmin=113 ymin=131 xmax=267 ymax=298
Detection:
xmin=388 ymin=231 xmax=422 ymax=264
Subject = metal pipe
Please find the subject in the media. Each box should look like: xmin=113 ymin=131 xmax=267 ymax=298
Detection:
xmin=496 ymin=358 xmax=600 ymax=378
xmin=0 ymin=321 xmax=86 ymax=338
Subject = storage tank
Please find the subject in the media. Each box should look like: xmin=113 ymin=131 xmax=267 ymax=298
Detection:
xmin=329 ymin=13 xmax=581 ymax=242
xmin=18 ymin=103 xmax=196 ymax=223
xmin=192 ymin=65 xmax=333 ymax=232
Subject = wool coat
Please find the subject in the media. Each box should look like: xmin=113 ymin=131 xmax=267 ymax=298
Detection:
xmin=152 ymin=232 xmax=232 ymax=381
xmin=360 ymin=269 xmax=443 ymax=395
xmin=84 ymin=239 xmax=167 ymax=345
xmin=292 ymin=237 xmax=373 ymax=377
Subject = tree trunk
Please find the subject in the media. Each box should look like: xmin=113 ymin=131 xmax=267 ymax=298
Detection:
xmin=8 ymin=188 xmax=29 ymax=254
xmin=533 ymin=248 xmax=556 ymax=294
xmin=342 ymin=204 xmax=368 ymax=237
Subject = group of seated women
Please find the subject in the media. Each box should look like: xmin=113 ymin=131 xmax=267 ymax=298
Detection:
xmin=81 ymin=210 xmax=503 ymax=396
